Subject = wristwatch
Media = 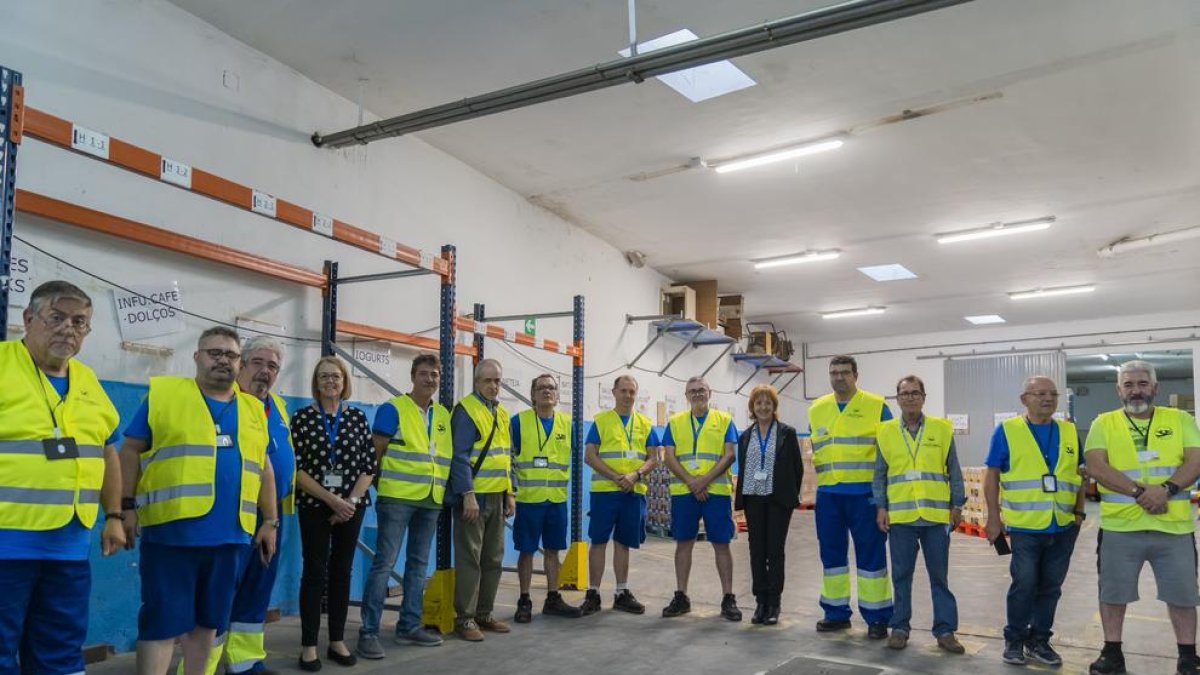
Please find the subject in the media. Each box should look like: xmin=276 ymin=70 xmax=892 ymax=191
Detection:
xmin=266 ymin=519 xmax=281 ymax=529
xmin=1130 ymin=485 xmax=1146 ymax=498
xmin=105 ymin=512 xmax=125 ymax=522
xmin=634 ymin=468 xmax=645 ymax=482
xmin=348 ymin=495 xmax=362 ymax=506
xmin=1163 ymin=480 xmax=1181 ymax=496
xmin=1073 ymin=510 xmax=1086 ymax=520
xmin=121 ymin=497 xmax=137 ymax=511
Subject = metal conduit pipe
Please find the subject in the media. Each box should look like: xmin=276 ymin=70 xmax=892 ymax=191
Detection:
xmin=312 ymin=0 xmax=972 ymax=147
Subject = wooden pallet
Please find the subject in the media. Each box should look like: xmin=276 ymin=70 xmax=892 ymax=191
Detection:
xmin=954 ymin=522 xmax=987 ymax=538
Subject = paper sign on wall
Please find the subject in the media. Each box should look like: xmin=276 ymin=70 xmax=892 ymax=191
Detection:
xmin=947 ymin=413 xmax=970 ymax=435
xmin=350 ymin=339 xmax=394 ymax=381
xmin=994 ymin=411 xmax=1020 ymax=427
xmin=112 ymin=283 xmax=185 ymax=341
xmin=5 ymin=239 xmax=33 ymax=308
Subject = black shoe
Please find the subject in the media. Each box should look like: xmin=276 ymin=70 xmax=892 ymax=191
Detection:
xmin=298 ymin=656 xmax=322 ymax=672
xmin=1026 ymin=640 xmax=1062 ymax=666
xmin=721 ymin=594 xmax=742 ymax=622
xmin=816 ymin=619 xmax=852 ymax=632
xmin=867 ymin=623 xmax=888 ymax=640
xmin=751 ymin=600 xmax=765 ymax=625
xmin=1178 ymin=653 xmax=1200 ymax=675
xmin=613 ymin=589 xmax=646 ymax=614
xmin=1003 ymin=640 xmax=1027 ymax=666
xmin=764 ymin=605 xmax=780 ymax=626
xmin=326 ymin=647 xmax=357 ymax=667
xmin=581 ymin=589 xmax=602 ymax=615
xmin=515 ymin=594 xmax=533 ymax=623
xmin=543 ymin=591 xmax=583 ymax=618
xmin=662 ymin=591 xmax=691 ymax=618
xmin=1088 ymin=648 xmax=1125 ymax=674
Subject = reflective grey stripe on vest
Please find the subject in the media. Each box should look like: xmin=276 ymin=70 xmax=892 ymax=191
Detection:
xmin=241 ymin=500 xmax=257 ymax=515
xmin=0 ymin=486 xmax=76 ymax=505
xmin=1001 ymin=479 xmax=1045 ymax=491
xmin=138 ymin=483 xmax=213 ymax=506
xmin=475 ymin=469 xmax=508 ymax=479
xmin=811 ymin=438 xmax=832 ymax=450
xmin=515 ymin=461 xmax=570 ymax=471
xmin=471 ymin=447 xmax=510 ymax=461
xmin=243 ymin=460 xmax=262 ymax=476
xmin=141 ymin=444 xmax=212 ymax=472
xmin=229 ymin=621 xmax=263 ymax=634
xmin=888 ymin=472 xmax=948 ymax=485
xmin=78 ymin=489 xmax=100 ymax=505
xmin=387 ymin=449 xmax=452 ymax=466
xmin=676 ymin=452 xmax=723 ymax=462
xmin=815 ymin=461 xmax=875 ymax=474
xmin=381 ymin=470 xmax=447 ymax=487
xmin=1147 ymin=465 xmax=1179 ymax=478
xmin=0 ymin=440 xmax=103 ymax=459
xmin=598 ymin=450 xmax=635 ymax=460
xmin=1001 ymin=499 xmax=1057 ymax=511
xmin=1102 ymin=491 xmax=1191 ymax=504
xmin=676 ymin=475 xmax=731 ymax=486
xmin=889 ymin=499 xmax=950 ymax=512
xmin=519 ymin=479 xmax=569 ymax=488
xmin=813 ymin=436 xmax=877 ymax=450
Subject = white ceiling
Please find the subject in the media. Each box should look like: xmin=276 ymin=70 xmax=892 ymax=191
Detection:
xmin=167 ymin=0 xmax=1200 ymax=343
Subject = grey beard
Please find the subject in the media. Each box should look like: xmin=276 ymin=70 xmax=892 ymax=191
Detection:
xmin=1123 ymin=399 xmax=1151 ymax=414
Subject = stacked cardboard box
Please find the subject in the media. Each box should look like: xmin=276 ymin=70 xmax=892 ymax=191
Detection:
xmin=960 ymin=466 xmax=989 ymax=527
xmin=800 ymin=438 xmax=816 ymax=506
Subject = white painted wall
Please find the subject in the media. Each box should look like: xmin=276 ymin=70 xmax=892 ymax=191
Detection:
xmin=0 ymin=0 xmax=795 ymax=430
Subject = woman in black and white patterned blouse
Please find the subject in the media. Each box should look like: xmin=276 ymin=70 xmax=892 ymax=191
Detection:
xmin=291 ymin=356 xmax=376 ymax=671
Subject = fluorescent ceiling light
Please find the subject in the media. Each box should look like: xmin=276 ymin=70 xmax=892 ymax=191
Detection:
xmin=965 ymin=314 xmax=1006 ymax=325
xmin=753 ymin=249 xmax=841 ymax=270
xmin=821 ymin=306 xmax=886 ymax=320
xmin=1097 ymin=224 xmax=1200 ymax=257
xmin=936 ymin=217 xmax=1055 ymax=245
xmin=1009 ymin=284 xmax=1095 ymax=301
xmin=619 ymin=29 xmax=756 ymax=103
xmin=712 ymin=138 xmax=844 ymax=174
xmin=858 ymin=263 xmax=917 ymax=282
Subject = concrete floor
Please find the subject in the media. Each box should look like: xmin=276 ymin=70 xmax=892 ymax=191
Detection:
xmin=92 ymin=504 xmax=1181 ymax=674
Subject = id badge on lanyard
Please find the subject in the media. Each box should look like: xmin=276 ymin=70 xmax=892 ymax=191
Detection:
xmin=533 ymin=457 xmax=550 ymax=469
xmin=1041 ymin=474 xmax=1058 ymax=493
xmin=753 ymin=423 xmax=771 ymax=481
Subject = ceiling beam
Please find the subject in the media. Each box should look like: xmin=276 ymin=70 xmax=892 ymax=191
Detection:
xmin=312 ymin=0 xmax=973 ymax=148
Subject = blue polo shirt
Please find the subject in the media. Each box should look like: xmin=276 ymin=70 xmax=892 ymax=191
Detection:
xmin=263 ymin=396 xmax=294 ymax=502
xmin=583 ymin=416 xmax=662 ymax=449
xmin=985 ymin=420 xmax=1082 ymax=534
xmin=125 ymin=395 xmax=250 ymax=546
xmin=0 ymin=375 xmax=121 ymax=561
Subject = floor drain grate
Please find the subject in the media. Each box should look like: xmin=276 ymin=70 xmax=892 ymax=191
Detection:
xmin=765 ymin=656 xmax=884 ymax=675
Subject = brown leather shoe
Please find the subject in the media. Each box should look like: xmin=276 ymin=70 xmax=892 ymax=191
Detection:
xmin=476 ymin=615 xmax=511 ymax=633
xmin=887 ymin=631 xmax=908 ymax=650
xmin=454 ymin=619 xmax=484 ymax=642
xmin=937 ymin=633 xmax=965 ymax=654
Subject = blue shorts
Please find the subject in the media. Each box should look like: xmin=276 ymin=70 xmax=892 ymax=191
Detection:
xmin=138 ymin=542 xmax=248 ymax=641
xmin=513 ymin=501 xmax=568 ymax=554
xmin=588 ymin=491 xmax=646 ymax=549
xmin=671 ymin=494 xmax=734 ymax=544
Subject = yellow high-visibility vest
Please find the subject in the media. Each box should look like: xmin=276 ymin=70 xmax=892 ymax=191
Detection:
xmin=667 ymin=409 xmax=733 ymax=497
xmin=138 ymin=377 xmax=267 ymax=534
xmin=458 ymin=394 xmax=511 ymax=494
xmin=1094 ymin=407 xmax=1195 ymax=534
xmin=998 ymin=416 xmax=1080 ymax=530
xmin=809 ymin=390 xmax=885 ymax=486
xmin=878 ymin=416 xmax=954 ymax=524
xmin=378 ymin=394 xmax=453 ymax=504
xmin=0 ymin=340 xmax=118 ymax=530
xmin=590 ymin=410 xmax=653 ymax=495
xmin=268 ymin=393 xmax=298 ymax=515
xmin=514 ymin=409 xmax=571 ymax=504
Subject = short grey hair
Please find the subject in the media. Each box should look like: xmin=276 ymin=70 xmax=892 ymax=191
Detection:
xmin=685 ymin=376 xmax=709 ymax=390
xmin=241 ymin=335 xmax=284 ymax=364
xmin=1118 ymin=359 xmax=1157 ymax=384
xmin=28 ymin=280 xmax=91 ymax=314
xmin=474 ymin=358 xmax=503 ymax=380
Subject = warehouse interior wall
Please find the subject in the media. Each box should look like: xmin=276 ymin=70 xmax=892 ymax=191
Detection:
xmin=1 ymin=0 xmax=806 ymax=652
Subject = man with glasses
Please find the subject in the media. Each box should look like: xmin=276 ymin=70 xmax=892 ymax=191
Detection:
xmin=984 ymin=375 xmax=1084 ymax=667
xmin=0 ymin=281 xmax=125 ymax=675
xmin=661 ymin=376 xmax=741 ymax=622
xmin=511 ymin=374 xmax=583 ymax=622
xmin=120 ymin=326 xmax=279 ymax=675
xmin=873 ymin=375 xmax=965 ymax=653
xmin=808 ymin=355 xmax=893 ymax=638
xmin=582 ymin=375 xmax=658 ymax=615
xmin=1083 ymin=360 xmax=1200 ymax=675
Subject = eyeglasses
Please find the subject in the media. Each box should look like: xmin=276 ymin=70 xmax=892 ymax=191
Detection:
xmin=534 ymin=385 xmax=558 ymax=392
xmin=38 ymin=312 xmax=91 ymax=334
xmin=318 ymin=372 xmax=344 ymax=381
xmin=685 ymin=389 xmax=709 ymax=396
xmin=897 ymin=392 xmax=925 ymax=400
xmin=202 ymin=349 xmax=241 ymax=362
xmin=1025 ymin=391 xmax=1059 ymax=398
xmin=247 ymin=357 xmax=280 ymax=373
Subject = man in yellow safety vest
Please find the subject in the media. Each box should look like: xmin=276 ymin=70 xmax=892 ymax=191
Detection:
xmin=984 ymin=375 xmax=1084 ymax=668
xmin=512 ymin=374 xmax=583 ymax=622
xmin=660 ymin=376 xmax=742 ymax=622
xmin=449 ymin=359 xmax=515 ymax=642
xmin=873 ymin=375 xmax=965 ymax=654
xmin=0 ymin=281 xmax=125 ymax=675
xmin=809 ymin=355 xmax=893 ymax=638
xmin=120 ymin=326 xmax=279 ymax=675
xmin=1083 ymin=360 xmax=1200 ymax=675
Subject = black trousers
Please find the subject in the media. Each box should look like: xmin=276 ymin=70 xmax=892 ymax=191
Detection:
xmin=744 ymin=496 xmax=793 ymax=603
xmin=298 ymin=504 xmax=365 ymax=646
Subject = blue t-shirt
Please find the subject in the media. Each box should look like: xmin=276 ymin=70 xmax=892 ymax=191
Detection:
xmin=0 ymin=374 xmax=120 ymax=561
xmin=264 ymin=397 xmax=294 ymax=502
xmin=985 ymin=420 xmax=1081 ymax=534
xmin=815 ymin=402 xmax=893 ymax=496
xmin=125 ymin=395 xmax=250 ymax=546
xmin=511 ymin=414 xmax=556 ymax=454
xmin=584 ymin=415 xmax=662 ymax=449
xmin=660 ymin=414 xmax=739 ymax=447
